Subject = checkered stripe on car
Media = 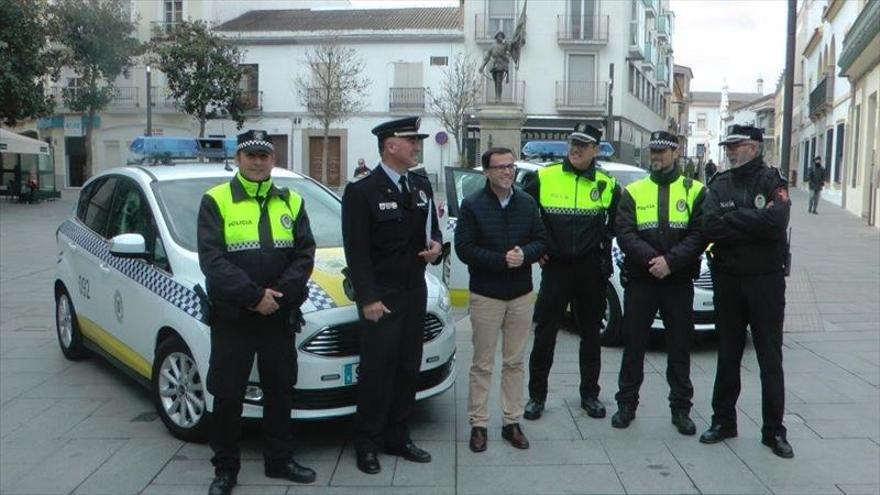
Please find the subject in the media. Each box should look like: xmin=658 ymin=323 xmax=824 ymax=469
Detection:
xmin=611 ymin=245 xmax=625 ymax=268
xmin=306 ymin=280 xmax=336 ymax=311
xmin=447 ymin=218 xmax=458 ymax=231
xmin=58 ymin=220 xmax=206 ymax=323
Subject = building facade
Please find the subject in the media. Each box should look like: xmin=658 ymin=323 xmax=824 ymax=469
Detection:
xmin=671 ymin=64 xmax=694 ymax=157
xmin=687 ymin=86 xmax=762 ymax=168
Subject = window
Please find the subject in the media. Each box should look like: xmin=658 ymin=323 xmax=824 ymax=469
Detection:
xmin=165 ymin=0 xmax=183 ymax=23
xmin=487 ymin=0 xmax=516 ymax=38
xmin=430 ymin=56 xmax=448 ymax=66
xmin=851 ymin=105 xmax=860 ymax=188
xmin=107 ymin=179 xmax=170 ymax=271
xmin=697 ymin=113 xmax=707 ymax=131
xmin=82 ymin=177 xmax=118 ymax=237
xmin=239 ymin=65 xmax=259 ymax=110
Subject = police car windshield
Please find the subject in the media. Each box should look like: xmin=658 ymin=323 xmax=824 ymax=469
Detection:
xmin=153 ymin=176 xmax=343 ymax=252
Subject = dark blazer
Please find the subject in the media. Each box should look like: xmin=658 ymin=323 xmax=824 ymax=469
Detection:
xmin=455 ymin=181 xmax=546 ymax=300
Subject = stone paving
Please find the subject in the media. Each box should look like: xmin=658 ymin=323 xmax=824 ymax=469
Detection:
xmin=0 ymin=188 xmax=878 ymax=495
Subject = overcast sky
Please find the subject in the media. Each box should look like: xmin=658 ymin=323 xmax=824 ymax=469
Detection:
xmin=351 ymin=0 xmax=789 ymax=94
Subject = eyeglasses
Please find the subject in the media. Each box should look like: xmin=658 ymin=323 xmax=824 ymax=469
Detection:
xmin=485 ymin=163 xmax=517 ymax=171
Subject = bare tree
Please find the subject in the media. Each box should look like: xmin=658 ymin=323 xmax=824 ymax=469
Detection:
xmin=428 ymin=54 xmax=482 ymax=167
xmin=294 ymin=44 xmax=370 ymax=184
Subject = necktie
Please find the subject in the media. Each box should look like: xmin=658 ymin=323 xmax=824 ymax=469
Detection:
xmin=398 ymin=175 xmax=411 ymax=206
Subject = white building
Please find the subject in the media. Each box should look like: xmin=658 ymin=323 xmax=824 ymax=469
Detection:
xmin=725 ymin=92 xmax=777 ymax=166
xmin=461 ymin=0 xmax=676 ymax=167
xmin=211 ymin=6 xmax=463 ymax=188
xmin=687 ymin=86 xmax=762 ymax=168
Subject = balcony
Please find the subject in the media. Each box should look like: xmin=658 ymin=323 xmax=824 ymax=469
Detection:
xmin=149 ymin=87 xmax=178 ymax=109
xmin=656 ymin=64 xmax=669 ymax=88
xmin=641 ymin=41 xmax=655 ymax=71
xmin=477 ymin=80 xmax=525 ymax=108
xmin=48 ymin=86 xmax=140 ymax=111
xmin=474 ymin=14 xmax=516 ymax=45
xmin=656 ymin=14 xmax=671 ymax=42
xmin=108 ymin=87 xmax=139 ymax=108
xmin=808 ymin=75 xmax=833 ymax=120
xmin=555 ymin=81 xmax=607 ymax=113
xmin=150 ymin=21 xmax=181 ymax=40
xmin=628 ymin=20 xmax=644 ymax=59
xmin=389 ymin=87 xmax=426 ymax=113
xmin=642 ymin=0 xmax=658 ymax=17
xmin=241 ymin=89 xmax=262 ymax=112
xmin=557 ymin=15 xmax=609 ymax=44
xmin=838 ymin=0 xmax=880 ymax=75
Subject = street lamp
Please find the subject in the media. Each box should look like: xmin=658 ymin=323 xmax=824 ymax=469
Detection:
xmin=145 ymin=65 xmax=152 ymax=136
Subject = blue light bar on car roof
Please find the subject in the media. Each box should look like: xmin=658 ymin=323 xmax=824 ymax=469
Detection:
xmin=521 ymin=140 xmax=615 ymax=160
xmin=128 ymin=136 xmax=237 ymax=164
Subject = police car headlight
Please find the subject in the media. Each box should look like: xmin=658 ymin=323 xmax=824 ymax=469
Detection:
xmin=438 ymin=288 xmax=451 ymax=312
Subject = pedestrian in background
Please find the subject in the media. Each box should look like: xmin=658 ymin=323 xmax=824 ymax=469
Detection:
xmin=353 ymin=158 xmax=370 ymax=178
xmin=523 ymin=122 xmax=621 ymax=421
xmin=700 ymin=124 xmax=794 ymax=459
xmin=456 ymin=147 xmax=546 ymax=453
xmin=611 ymin=131 xmax=706 ymax=435
xmin=807 ymin=157 xmax=825 ymax=214
xmin=704 ymin=159 xmax=718 ymax=181
xmin=341 ymin=116 xmax=443 ymax=475
xmin=198 ymin=130 xmax=317 ymax=495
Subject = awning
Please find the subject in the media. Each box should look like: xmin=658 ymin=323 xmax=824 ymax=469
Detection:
xmin=0 ymin=129 xmax=50 ymax=155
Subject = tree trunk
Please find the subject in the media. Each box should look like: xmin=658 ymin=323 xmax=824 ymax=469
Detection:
xmin=199 ymin=116 xmax=206 ymax=138
xmin=84 ymin=109 xmax=95 ymax=179
xmin=321 ymin=123 xmax=330 ymax=184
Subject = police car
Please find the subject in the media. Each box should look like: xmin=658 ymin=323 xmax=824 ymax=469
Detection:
xmin=434 ymin=159 xmax=716 ymax=345
xmin=54 ymin=138 xmax=456 ymax=441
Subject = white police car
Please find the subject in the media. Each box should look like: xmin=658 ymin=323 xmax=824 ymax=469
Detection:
xmin=434 ymin=160 xmax=715 ymax=345
xmin=54 ymin=151 xmax=455 ymax=442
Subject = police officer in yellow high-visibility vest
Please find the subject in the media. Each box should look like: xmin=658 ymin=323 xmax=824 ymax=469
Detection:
xmin=611 ymin=131 xmax=706 ymax=435
xmin=523 ymin=123 xmax=621 ymax=421
xmin=198 ymin=130 xmax=317 ymax=495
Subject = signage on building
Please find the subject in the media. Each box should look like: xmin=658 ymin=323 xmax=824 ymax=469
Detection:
xmin=64 ymin=116 xmax=83 ymax=137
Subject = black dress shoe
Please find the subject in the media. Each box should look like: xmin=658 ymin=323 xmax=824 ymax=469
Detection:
xmin=501 ymin=423 xmax=530 ymax=449
xmin=385 ymin=441 xmax=432 ymax=463
xmin=356 ymin=450 xmax=381 ymax=474
xmin=611 ymin=405 xmax=635 ymax=428
xmin=762 ymin=433 xmax=794 ymax=459
xmin=699 ymin=424 xmax=738 ymax=444
xmin=581 ymin=397 xmax=606 ymax=418
xmin=208 ymin=472 xmax=236 ymax=495
xmin=469 ymin=427 xmax=487 ymax=452
xmin=265 ymin=459 xmax=316 ymax=484
xmin=671 ymin=411 xmax=696 ymax=436
xmin=523 ymin=399 xmax=544 ymax=420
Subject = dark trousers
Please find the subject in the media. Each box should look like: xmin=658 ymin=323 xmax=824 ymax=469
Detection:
xmin=208 ymin=310 xmax=297 ymax=476
xmin=615 ymin=280 xmax=694 ymax=411
xmin=354 ymin=283 xmax=426 ymax=453
xmin=528 ymin=256 xmax=606 ymax=402
xmin=711 ymin=271 xmax=786 ymax=435
xmin=808 ymin=189 xmax=821 ymax=212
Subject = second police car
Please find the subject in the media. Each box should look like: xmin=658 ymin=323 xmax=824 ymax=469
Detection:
xmin=54 ymin=137 xmax=456 ymax=441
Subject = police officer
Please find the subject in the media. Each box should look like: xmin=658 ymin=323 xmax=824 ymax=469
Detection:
xmin=523 ymin=123 xmax=621 ymax=420
xmin=700 ymin=124 xmax=794 ymax=459
xmin=198 ymin=130 xmax=318 ymax=495
xmin=341 ymin=116 xmax=443 ymax=474
xmin=611 ymin=131 xmax=706 ymax=434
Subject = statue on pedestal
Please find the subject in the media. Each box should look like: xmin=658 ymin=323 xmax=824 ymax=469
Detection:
xmin=479 ymin=0 xmax=527 ymax=103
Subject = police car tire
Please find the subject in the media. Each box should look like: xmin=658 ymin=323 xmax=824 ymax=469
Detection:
xmin=600 ymin=283 xmax=623 ymax=347
xmin=151 ymin=336 xmax=210 ymax=443
xmin=55 ymin=288 xmax=89 ymax=360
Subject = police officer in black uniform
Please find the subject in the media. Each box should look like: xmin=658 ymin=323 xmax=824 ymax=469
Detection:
xmin=341 ymin=116 xmax=443 ymax=475
xmin=699 ymin=124 xmax=794 ymax=459
xmin=523 ymin=123 xmax=621 ymax=420
xmin=611 ymin=131 xmax=706 ymax=434
xmin=198 ymin=130 xmax=318 ymax=495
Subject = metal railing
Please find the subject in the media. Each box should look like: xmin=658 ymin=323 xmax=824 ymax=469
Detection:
xmin=555 ymin=81 xmax=607 ymax=111
xmin=808 ymin=75 xmax=833 ymax=118
xmin=149 ymin=87 xmax=178 ymax=108
xmin=656 ymin=14 xmax=671 ymax=39
xmin=557 ymin=15 xmax=609 ymax=43
xmin=478 ymin=80 xmax=525 ymax=107
xmin=389 ymin=87 xmax=426 ymax=111
xmin=150 ymin=21 xmax=181 ymax=39
xmin=108 ymin=86 xmax=139 ymax=108
xmin=642 ymin=41 xmax=655 ymax=69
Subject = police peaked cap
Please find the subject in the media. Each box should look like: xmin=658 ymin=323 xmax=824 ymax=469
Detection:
xmin=237 ymin=129 xmax=274 ymax=154
xmin=371 ymin=116 xmax=429 ymax=143
xmin=648 ymin=130 xmax=679 ymax=150
xmin=569 ymin=122 xmax=602 ymax=145
xmin=719 ymin=124 xmax=764 ymax=146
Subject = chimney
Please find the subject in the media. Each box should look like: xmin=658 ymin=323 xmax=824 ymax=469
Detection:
xmin=757 ymin=78 xmax=764 ymax=94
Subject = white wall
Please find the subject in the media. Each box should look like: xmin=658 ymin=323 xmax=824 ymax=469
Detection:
xmin=688 ymin=102 xmax=722 ymax=165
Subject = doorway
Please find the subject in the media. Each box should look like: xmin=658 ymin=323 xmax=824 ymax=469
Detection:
xmin=308 ymin=136 xmax=341 ymax=187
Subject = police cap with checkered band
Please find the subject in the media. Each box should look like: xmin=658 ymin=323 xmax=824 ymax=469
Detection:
xmin=648 ymin=130 xmax=679 ymax=150
xmin=236 ymin=129 xmax=274 ymax=154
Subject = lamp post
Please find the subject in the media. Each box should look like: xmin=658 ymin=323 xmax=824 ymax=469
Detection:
xmin=145 ymin=65 xmax=152 ymax=136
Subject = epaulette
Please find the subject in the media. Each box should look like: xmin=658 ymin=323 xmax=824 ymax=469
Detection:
xmin=348 ymin=171 xmax=371 ymax=185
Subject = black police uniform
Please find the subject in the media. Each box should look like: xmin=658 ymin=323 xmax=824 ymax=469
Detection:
xmin=197 ymin=131 xmax=316 ymax=482
xmin=702 ymin=125 xmax=791 ymax=443
xmin=613 ymin=131 xmax=706 ymax=422
xmin=341 ymin=117 xmax=443 ymax=458
xmin=524 ymin=124 xmax=621 ymax=411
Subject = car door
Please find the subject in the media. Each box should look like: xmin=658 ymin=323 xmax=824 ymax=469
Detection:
xmin=102 ymin=177 xmax=171 ymax=377
xmin=438 ymin=166 xmax=487 ymax=294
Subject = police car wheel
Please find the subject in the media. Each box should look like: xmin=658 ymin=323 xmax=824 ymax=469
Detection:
xmin=152 ymin=336 xmax=209 ymax=442
xmin=600 ymin=283 xmax=623 ymax=346
xmin=55 ymin=288 xmax=89 ymax=360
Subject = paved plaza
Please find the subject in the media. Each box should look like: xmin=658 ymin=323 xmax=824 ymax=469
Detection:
xmin=1 ymin=188 xmax=878 ymax=495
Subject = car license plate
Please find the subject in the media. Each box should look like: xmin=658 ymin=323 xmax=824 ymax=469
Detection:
xmin=343 ymin=362 xmax=360 ymax=385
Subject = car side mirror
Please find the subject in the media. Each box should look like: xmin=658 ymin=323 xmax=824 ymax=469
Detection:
xmin=109 ymin=233 xmax=148 ymax=259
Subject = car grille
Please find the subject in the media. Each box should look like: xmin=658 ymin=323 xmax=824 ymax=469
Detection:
xmin=300 ymin=313 xmax=446 ymax=357
xmin=694 ymin=271 xmax=714 ymax=290
xmin=288 ymin=356 xmax=454 ymax=410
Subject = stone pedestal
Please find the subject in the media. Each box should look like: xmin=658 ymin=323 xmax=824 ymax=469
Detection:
xmin=476 ymin=104 xmax=526 ymax=160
